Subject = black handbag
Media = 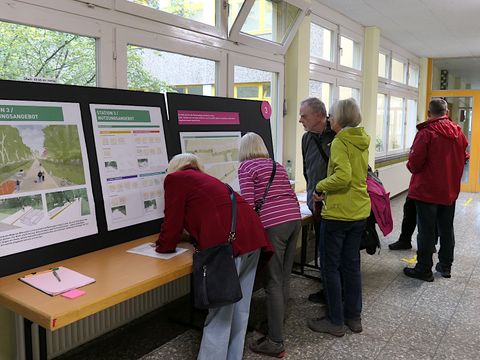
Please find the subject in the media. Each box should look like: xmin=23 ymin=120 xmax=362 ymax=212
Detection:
xmin=192 ymin=184 xmax=243 ymax=309
xmin=254 ymin=159 xmax=276 ymax=215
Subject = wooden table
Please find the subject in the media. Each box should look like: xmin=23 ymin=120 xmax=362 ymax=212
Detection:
xmin=0 ymin=235 xmax=193 ymax=360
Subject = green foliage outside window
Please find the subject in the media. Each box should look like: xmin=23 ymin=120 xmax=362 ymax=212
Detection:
xmin=0 ymin=22 xmax=96 ymax=86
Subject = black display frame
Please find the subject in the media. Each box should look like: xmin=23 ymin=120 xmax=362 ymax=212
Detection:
xmin=0 ymin=82 xmax=274 ymax=277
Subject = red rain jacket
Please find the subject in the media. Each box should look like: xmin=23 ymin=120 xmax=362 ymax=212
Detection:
xmin=407 ymin=116 xmax=469 ymax=205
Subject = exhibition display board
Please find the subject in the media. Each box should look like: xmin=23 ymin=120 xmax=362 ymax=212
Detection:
xmin=0 ymin=81 xmax=273 ymax=277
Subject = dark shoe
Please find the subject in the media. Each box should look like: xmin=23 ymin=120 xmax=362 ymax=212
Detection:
xmin=345 ymin=318 xmax=362 ymax=333
xmin=307 ymin=317 xmax=345 ymax=337
xmin=403 ymin=267 xmax=434 ymax=282
xmin=389 ymin=240 xmax=412 ymax=250
xmin=249 ymin=337 xmax=285 ymax=358
xmin=308 ymin=289 xmax=326 ymax=304
xmin=435 ymin=263 xmax=451 ymax=278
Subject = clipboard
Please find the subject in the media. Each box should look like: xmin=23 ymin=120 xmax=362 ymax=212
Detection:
xmin=19 ymin=266 xmax=95 ymax=296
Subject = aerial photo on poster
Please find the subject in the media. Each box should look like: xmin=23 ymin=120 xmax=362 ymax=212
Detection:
xmin=180 ymin=131 xmax=241 ymax=190
xmin=90 ymin=104 xmax=168 ymax=231
xmin=0 ymin=100 xmax=97 ymax=257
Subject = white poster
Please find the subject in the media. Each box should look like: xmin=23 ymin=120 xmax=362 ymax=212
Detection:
xmin=180 ymin=131 xmax=241 ymax=190
xmin=90 ymin=104 xmax=169 ymax=231
xmin=0 ymin=100 xmax=97 ymax=257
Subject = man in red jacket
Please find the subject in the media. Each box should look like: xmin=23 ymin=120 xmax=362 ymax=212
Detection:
xmin=403 ymin=98 xmax=469 ymax=282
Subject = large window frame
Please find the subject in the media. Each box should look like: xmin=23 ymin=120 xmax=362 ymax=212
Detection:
xmin=229 ymin=0 xmax=309 ymax=55
xmin=376 ymin=38 xmax=420 ymax=162
xmin=228 ymin=52 xmax=284 ymax=159
xmin=115 ymin=0 xmax=227 ymax=38
xmin=0 ymin=1 xmax=112 ymax=86
xmin=115 ymin=28 xmax=227 ymax=95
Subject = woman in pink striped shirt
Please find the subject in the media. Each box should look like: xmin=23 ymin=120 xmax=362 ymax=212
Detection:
xmin=238 ymin=132 xmax=301 ymax=358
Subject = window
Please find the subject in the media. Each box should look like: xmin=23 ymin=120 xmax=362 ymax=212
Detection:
xmin=127 ymin=45 xmax=216 ymax=95
xmin=241 ymin=0 xmax=301 ymax=44
xmin=234 ymin=65 xmax=277 ymax=146
xmin=339 ymin=35 xmax=361 ymax=71
xmin=127 ymin=0 xmax=216 ymax=27
xmin=391 ymin=58 xmax=406 ymax=84
xmin=406 ymin=99 xmax=417 ymax=147
xmin=0 ymin=21 xmax=96 ymax=86
xmin=235 ymin=85 xmax=259 ymax=99
xmin=378 ymin=52 xmax=389 ymax=78
xmin=310 ymin=23 xmax=333 ymax=62
xmin=228 ymin=0 xmax=244 ymax=31
xmin=339 ymin=86 xmax=360 ymax=103
xmin=408 ymin=63 xmax=419 ymax=88
xmin=388 ymin=96 xmax=404 ymax=151
xmin=376 ymin=93 xmax=417 ymax=158
xmin=309 ymin=80 xmax=332 ymax=111
xmin=376 ymin=94 xmax=387 ymax=152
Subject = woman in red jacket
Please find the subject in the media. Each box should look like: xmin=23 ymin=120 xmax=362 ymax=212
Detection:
xmin=155 ymin=153 xmax=273 ymax=360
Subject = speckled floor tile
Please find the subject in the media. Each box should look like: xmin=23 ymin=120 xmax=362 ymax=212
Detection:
xmin=54 ymin=193 xmax=480 ymax=360
xmin=376 ymin=343 xmax=433 ymax=360
xmin=388 ymin=310 xmax=450 ymax=355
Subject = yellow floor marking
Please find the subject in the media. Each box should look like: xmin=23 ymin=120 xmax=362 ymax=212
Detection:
xmin=401 ymin=255 xmax=417 ymax=264
xmin=464 ymin=198 xmax=473 ymax=206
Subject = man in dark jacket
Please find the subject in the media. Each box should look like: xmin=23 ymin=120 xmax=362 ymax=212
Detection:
xmin=403 ymin=99 xmax=469 ymax=281
xmin=299 ymin=97 xmax=335 ymax=302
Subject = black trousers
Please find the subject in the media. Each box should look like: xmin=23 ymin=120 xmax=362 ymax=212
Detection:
xmin=415 ymin=200 xmax=456 ymax=273
xmin=399 ymin=196 xmax=417 ymax=243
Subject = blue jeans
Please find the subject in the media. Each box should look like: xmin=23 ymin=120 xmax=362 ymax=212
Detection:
xmin=320 ymin=219 xmax=366 ymax=325
xmin=197 ymin=250 xmax=260 ymax=360
xmin=415 ymin=200 xmax=456 ymax=273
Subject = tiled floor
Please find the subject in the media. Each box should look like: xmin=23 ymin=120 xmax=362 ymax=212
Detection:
xmin=58 ymin=192 xmax=480 ymax=360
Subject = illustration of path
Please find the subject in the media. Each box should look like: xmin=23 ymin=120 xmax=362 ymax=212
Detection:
xmin=49 ymin=198 xmax=81 ymax=220
xmin=18 ymin=159 xmax=58 ymax=192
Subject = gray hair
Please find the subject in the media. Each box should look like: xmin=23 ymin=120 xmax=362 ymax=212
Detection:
xmin=239 ymin=132 xmax=269 ymax=162
xmin=429 ymin=98 xmax=448 ymax=117
xmin=167 ymin=153 xmax=204 ymax=174
xmin=300 ymin=97 xmax=327 ymax=117
xmin=333 ymin=98 xmax=362 ymax=128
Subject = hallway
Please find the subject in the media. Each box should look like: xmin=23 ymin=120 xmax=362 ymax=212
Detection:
xmin=58 ymin=192 xmax=480 ymax=360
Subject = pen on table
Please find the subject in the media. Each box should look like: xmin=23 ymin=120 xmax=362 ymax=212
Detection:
xmin=52 ymin=267 xmax=61 ymax=282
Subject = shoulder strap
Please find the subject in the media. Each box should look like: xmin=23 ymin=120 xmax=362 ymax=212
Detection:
xmin=255 ymin=159 xmax=276 ymax=214
xmin=311 ymin=135 xmax=329 ymax=163
xmin=225 ymin=184 xmax=237 ymax=243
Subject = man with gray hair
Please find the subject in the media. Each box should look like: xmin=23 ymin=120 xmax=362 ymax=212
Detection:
xmin=403 ymin=98 xmax=468 ymax=281
xmin=299 ymin=97 xmax=335 ymax=302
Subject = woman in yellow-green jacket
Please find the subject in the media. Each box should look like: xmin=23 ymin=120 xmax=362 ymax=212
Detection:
xmin=307 ymin=98 xmax=371 ymax=337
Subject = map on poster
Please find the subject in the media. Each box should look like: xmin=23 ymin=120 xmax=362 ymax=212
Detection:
xmin=180 ymin=132 xmax=241 ymax=190
xmin=0 ymin=100 xmax=97 ymax=257
xmin=90 ymin=104 xmax=169 ymax=231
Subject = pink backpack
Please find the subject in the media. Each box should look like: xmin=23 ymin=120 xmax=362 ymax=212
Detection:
xmin=366 ymin=171 xmax=393 ymax=237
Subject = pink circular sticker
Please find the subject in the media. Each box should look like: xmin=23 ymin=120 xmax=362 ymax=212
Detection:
xmin=261 ymin=101 xmax=272 ymax=120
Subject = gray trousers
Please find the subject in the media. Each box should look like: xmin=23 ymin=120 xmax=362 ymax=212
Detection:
xmin=197 ymin=250 xmax=260 ymax=360
xmin=265 ymin=220 xmax=302 ymax=343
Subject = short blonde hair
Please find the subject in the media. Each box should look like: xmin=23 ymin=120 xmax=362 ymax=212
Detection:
xmin=239 ymin=132 xmax=269 ymax=162
xmin=333 ymin=98 xmax=362 ymax=128
xmin=167 ymin=153 xmax=204 ymax=174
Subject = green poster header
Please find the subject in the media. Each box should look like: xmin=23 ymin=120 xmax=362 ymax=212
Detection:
xmin=0 ymin=105 xmax=64 ymax=121
xmin=96 ymin=109 xmax=151 ymax=123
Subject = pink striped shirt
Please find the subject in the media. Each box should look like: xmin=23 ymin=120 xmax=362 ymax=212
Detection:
xmin=238 ymin=158 xmax=301 ymax=229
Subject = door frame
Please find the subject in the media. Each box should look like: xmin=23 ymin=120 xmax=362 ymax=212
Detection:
xmin=427 ymin=59 xmax=480 ymax=192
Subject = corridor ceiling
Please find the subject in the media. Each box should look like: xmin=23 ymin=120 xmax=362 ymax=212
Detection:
xmin=316 ymin=0 xmax=480 ymax=58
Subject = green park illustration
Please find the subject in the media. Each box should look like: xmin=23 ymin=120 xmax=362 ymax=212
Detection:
xmin=0 ymin=125 xmax=86 ymax=195
xmin=0 ymin=194 xmax=44 ymax=232
xmin=45 ymin=188 xmax=90 ymax=220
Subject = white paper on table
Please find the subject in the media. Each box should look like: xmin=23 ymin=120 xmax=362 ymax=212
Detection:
xmin=296 ymin=192 xmax=307 ymax=202
xmin=300 ymin=204 xmax=312 ymax=216
xmin=127 ymin=243 xmax=188 ymax=260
